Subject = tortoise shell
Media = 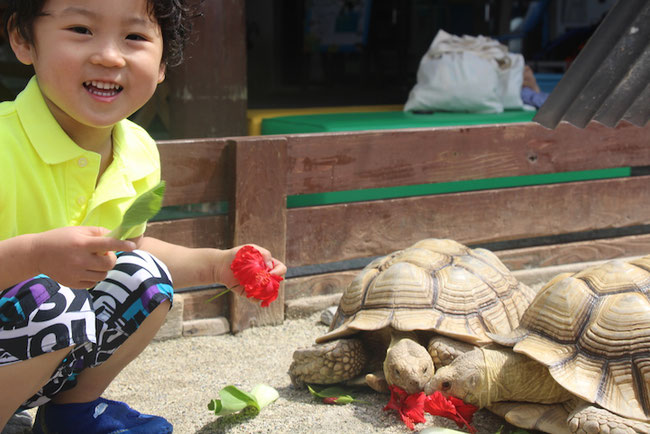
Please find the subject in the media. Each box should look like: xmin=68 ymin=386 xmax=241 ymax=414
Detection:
xmin=495 ymin=256 xmax=650 ymax=422
xmin=316 ymin=238 xmax=536 ymax=346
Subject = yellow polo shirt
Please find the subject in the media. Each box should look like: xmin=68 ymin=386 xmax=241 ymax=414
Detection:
xmin=0 ymin=77 xmax=160 ymax=241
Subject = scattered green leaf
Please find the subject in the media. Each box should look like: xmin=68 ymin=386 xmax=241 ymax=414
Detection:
xmin=108 ymin=181 xmax=166 ymax=240
xmin=251 ymin=384 xmax=280 ymax=409
xmin=493 ymin=426 xmax=530 ymax=434
xmin=307 ymin=385 xmax=369 ymax=405
xmin=208 ymin=384 xmax=279 ymax=420
xmin=419 ymin=428 xmax=468 ymax=434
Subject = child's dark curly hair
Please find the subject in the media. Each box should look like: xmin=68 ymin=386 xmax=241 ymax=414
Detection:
xmin=2 ymin=0 xmax=195 ymax=66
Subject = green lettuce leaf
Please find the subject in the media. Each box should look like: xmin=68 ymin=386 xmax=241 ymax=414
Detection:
xmin=307 ymin=385 xmax=369 ymax=405
xmin=208 ymin=384 xmax=279 ymax=417
xmin=251 ymin=384 xmax=280 ymax=409
xmin=108 ymin=181 xmax=166 ymax=240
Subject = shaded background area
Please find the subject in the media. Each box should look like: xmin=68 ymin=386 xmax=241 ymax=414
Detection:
xmin=245 ymin=0 xmax=611 ymax=109
xmin=0 ymin=0 xmax=614 ymax=139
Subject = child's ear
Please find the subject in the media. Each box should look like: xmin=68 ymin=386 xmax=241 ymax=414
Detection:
xmin=157 ymin=63 xmax=166 ymax=84
xmin=8 ymin=25 xmax=35 ymax=66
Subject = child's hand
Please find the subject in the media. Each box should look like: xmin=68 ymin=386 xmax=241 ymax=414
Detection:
xmin=216 ymin=244 xmax=287 ymax=294
xmin=30 ymin=226 xmax=136 ymax=289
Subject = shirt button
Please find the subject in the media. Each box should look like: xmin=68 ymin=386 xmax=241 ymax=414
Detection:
xmin=76 ymin=196 xmax=86 ymax=206
xmin=77 ymin=157 xmax=88 ymax=168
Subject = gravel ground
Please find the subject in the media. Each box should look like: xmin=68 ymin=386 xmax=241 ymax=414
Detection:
xmin=102 ymin=312 xmax=523 ymax=434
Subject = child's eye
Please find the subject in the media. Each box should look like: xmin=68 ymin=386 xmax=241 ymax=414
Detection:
xmin=126 ymin=34 xmax=147 ymax=41
xmin=68 ymin=26 xmax=91 ymax=35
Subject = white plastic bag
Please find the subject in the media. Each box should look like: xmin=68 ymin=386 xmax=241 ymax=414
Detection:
xmin=498 ymin=52 xmax=524 ymax=109
xmin=404 ymin=30 xmax=524 ymax=113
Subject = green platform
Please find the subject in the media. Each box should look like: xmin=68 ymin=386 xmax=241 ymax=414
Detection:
xmin=261 ymin=109 xmax=537 ymax=135
xmin=287 ymin=167 xmax=631 ymax=207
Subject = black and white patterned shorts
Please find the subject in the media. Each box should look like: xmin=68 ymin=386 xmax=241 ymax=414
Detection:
xmin=0 ymin=250 xmax=174 ymax=410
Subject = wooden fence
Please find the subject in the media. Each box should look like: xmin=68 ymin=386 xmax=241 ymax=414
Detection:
xmin=147 ymin=121 xmax=650 ymax=333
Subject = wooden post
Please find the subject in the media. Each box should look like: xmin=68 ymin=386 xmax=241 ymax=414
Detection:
xmin=229 ymin=137 xmax=288 ymax=332
xmin=166 ymin=0 xmax=247 ymax=139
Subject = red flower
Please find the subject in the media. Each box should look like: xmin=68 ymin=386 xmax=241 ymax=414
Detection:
xmin=383 ymin=385 xmax=427 ymax=430
xmin=322 ymin=397 xmax=338 ymax=405
xmin=230 ymin=245 xmax=283 ymax=307
xmin=423 ymin=391 xmax=478 ymax=433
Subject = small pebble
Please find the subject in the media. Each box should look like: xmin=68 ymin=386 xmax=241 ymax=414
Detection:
xmin=321 ymin=306 xmax=338 ymax=326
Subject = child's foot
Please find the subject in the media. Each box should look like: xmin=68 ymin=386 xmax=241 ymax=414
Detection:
xmin=32 ymin=397 xmax=173 ymax=434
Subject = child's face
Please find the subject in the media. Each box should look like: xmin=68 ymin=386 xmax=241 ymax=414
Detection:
xmin=10 ymin=0 xmax=165 ymax=133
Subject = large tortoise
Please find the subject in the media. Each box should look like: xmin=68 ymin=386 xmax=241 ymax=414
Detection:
xmin=428 ymin=256 xmax=650 ymax=433
xmin=289 ymin=238 xmax=536 ymax=394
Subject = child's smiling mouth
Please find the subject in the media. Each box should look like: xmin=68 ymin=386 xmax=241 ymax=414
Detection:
xmin=83 ymin=81 xmax=123 ymax=97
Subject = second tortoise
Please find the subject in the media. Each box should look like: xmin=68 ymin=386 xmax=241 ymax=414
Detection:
xmin=428 ymin=256 xmax=650 ymax=433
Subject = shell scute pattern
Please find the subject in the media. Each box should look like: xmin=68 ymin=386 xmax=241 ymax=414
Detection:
xmin=501 ymin=256 xmax=650 ymax=422
xmin=365 ymin=262 xmax=435 ymax=309
xmin=318 ymin=238 xmax=536 ymax=346
xmin=520 ymin=276 xmax=597 ymax=344
xmin=575 ymin=259 xmax=650 ymax=295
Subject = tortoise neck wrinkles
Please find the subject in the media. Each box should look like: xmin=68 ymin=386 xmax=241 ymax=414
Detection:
xmin=480 ymin=347 xmax=503 ymax=407
xmin=388 ymin=329 xmax=419 ymax=348
xmin=481 ymin=347 xmax=573 ymax=406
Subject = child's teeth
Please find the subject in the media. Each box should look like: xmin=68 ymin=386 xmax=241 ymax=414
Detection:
xmin=85 ymin=81 xmax=122 ymax=95
xmin=88 ymin=81 xmax=118 ymax=90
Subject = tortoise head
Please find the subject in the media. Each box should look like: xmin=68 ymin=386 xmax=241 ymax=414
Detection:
xmin=424 ymin=348 xmax=487 ymax=407
xmin=383 ymin=337 xmax=434 ymax=395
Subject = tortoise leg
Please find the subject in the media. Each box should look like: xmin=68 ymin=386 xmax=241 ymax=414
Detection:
xmin=288 ymin=338 xmax=367 ymax=388
xmin=488 ymin=402 xmax=571 ymax=434
xmin=568 ymin=403 xmax=650 ymax=434
xmin=365 ymin=371 xmax=390 ymax=393
xmin=426 ymin=335 xmax=476 ymax=368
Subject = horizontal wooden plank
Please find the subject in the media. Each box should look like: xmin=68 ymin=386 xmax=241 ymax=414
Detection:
xmin=284 ymin=233 xmax=650 ymax=301
xmin=284 ymin=270 xmax=358 ymax=301
xmin=495 ymin=233 xmax=650 ymax=270
xmin=145 ymin=216 xmax=229 ymax=249
xmin=286 ymin=121 xmax=650 ymax=195
xmin=286 ymin=175 xmax=650 ymax=267
xmin=179 ymin=288 xmax=228 ymax=321
xmin=157 ymin=138 xmax=232 ymax=206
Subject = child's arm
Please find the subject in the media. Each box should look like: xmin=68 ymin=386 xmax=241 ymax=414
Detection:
xmin=0 ymin=226 xmax=136 ymax=290
xmin=137 ymin=236 xmax=286 ymax=290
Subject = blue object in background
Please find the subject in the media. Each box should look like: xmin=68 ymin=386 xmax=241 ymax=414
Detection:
xmin=534 ymin=73 xmax=563 ymax=93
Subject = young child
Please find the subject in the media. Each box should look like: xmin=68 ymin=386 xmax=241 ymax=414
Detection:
xmin=0 ymin=0 xmax=286 ymax=433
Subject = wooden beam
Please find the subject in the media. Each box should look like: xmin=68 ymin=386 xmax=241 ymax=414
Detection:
xmin=285 ymin=270 xmax=358 ymax=301
xmin=158 ymin=139 xmax=231 ymax=206
xmin=283 ymin=233 xmax=650 ymax=302
xmin=286 ymin=175 xmax=650 ymax=266
xmin=229 ymin=137 xmax=288 ymax=332
xmin=146 ymin=216 xmax=229 ymax=249
xmin=285 ymin=121 xmax=650 ymax=195
xmin=181 ymin=288 xmax=228 ymax=321
xmin=494 ymin=233 xmax=650 ymax=270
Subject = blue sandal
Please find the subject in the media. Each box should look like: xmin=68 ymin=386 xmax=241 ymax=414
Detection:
xmin=32 ymin=397 xmax=173 ymax=434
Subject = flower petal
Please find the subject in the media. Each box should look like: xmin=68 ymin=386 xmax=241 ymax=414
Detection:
xmin=230 ymin=246 xmax=283 ymax=307
xmin=231 ymin=246 xmax=267 ymax=285
xmin=384 ymin=386 xmax=426 ymax=431
xmin=448 ymin=395 xmax=478 ymax=424
xmin=424 ymin=392 xmax=478 ymax=434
